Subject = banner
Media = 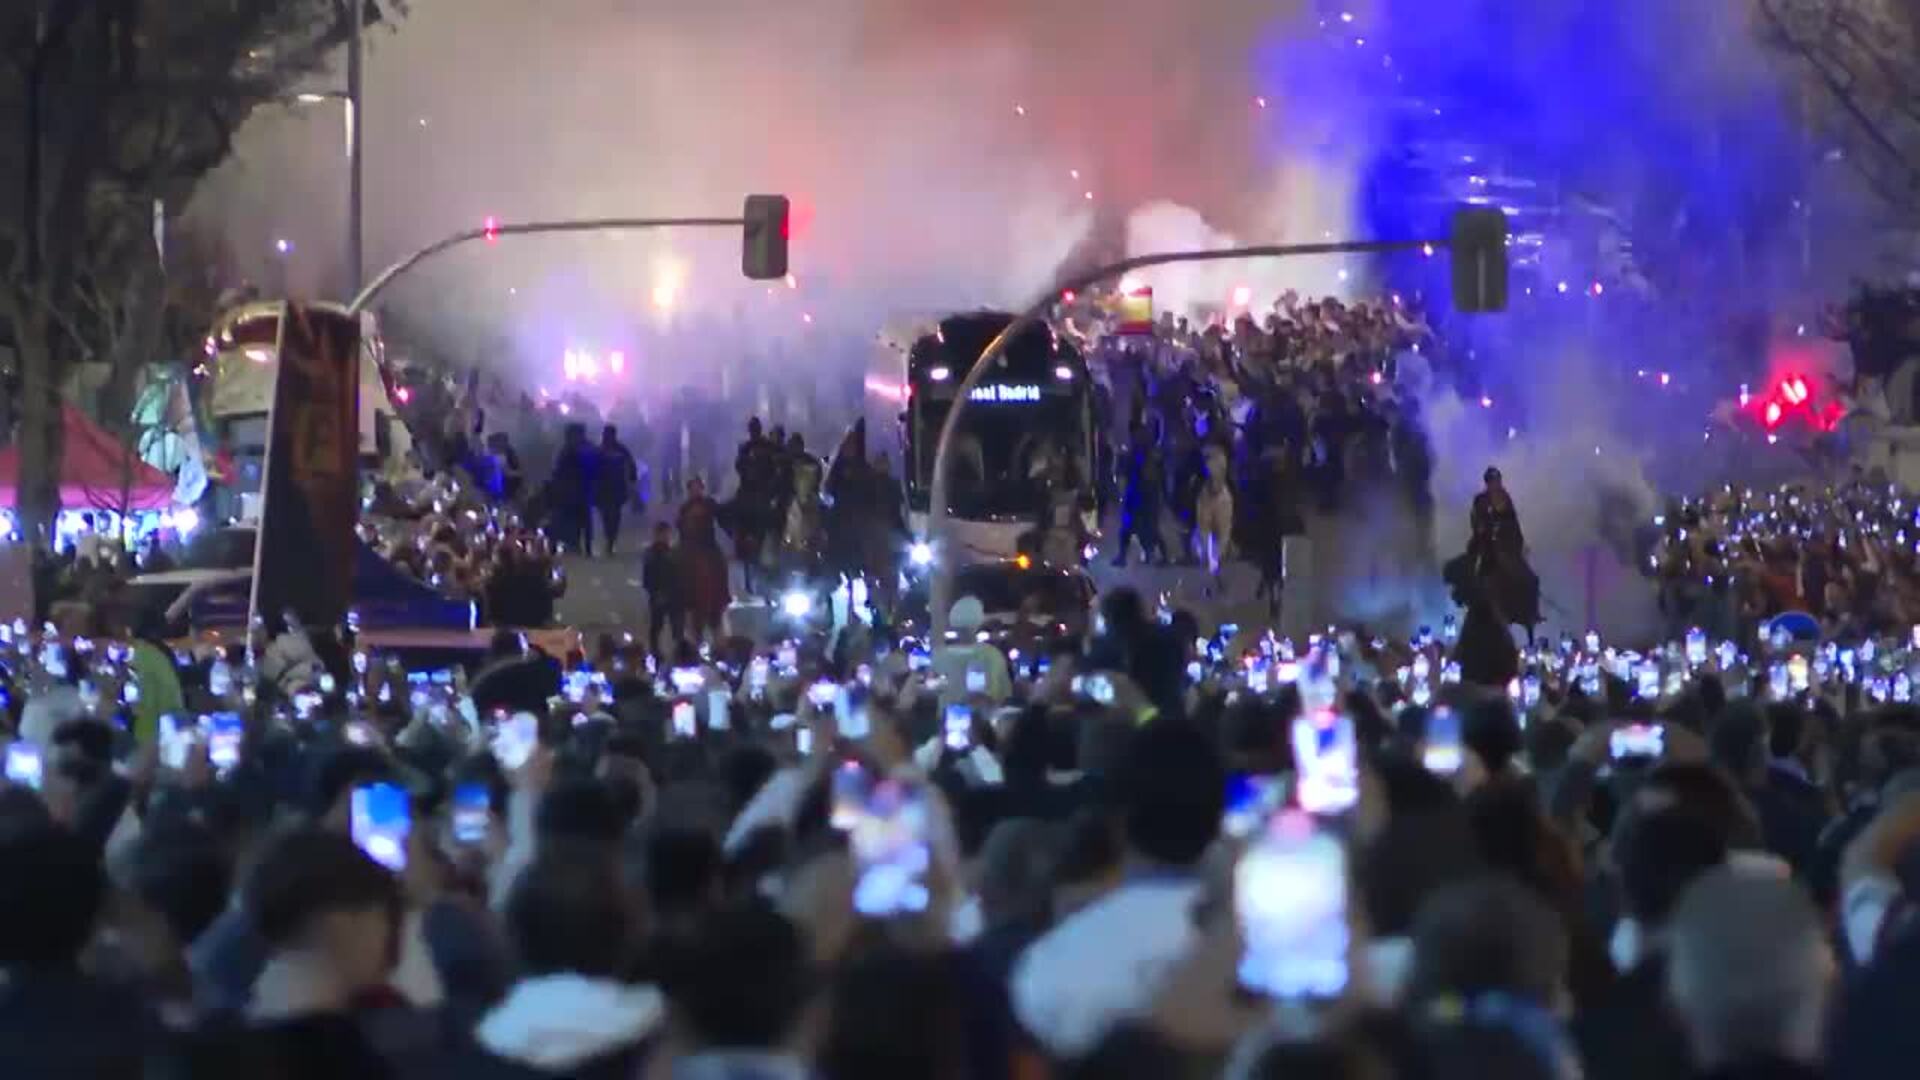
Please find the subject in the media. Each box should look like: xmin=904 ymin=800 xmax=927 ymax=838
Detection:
xmin=249 ymin=303 xmax=360 ymax=633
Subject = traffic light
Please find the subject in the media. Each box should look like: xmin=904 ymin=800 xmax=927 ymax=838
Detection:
xmin=1449 ymin=206 xmax=1509 ymax=313
xmin=742 ymin=194 xmax=790 ymax=280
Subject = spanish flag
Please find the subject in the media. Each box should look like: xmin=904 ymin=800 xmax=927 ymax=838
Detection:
xmin=1115 ymin=285 xmax=1154 ymax=335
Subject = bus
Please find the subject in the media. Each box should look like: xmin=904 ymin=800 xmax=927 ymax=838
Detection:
xmin=900 ymin=311 xmax=1097 ymax=562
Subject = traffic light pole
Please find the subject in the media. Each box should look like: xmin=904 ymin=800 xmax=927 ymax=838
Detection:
xmin=925 ymin=237 xmax=1453 ymax=644
xmin=346 ymin=216 xmax=745 ymax=315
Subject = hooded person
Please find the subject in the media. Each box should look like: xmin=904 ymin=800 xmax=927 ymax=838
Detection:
xmin=459 ymin=852 xmax=662 ymax=1080
xmin=932 ymin=596 xmax=1012 ymax=708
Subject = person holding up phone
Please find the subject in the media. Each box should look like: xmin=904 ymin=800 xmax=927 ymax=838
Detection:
xmin=931 ymin=597 xmax=1012 ymax=709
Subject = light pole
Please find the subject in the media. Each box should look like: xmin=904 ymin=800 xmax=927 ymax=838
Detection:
xmin=283 ymin=88 xmax=358 ymax=296
xmin=346 ymin=0 xmax=365 ymax=296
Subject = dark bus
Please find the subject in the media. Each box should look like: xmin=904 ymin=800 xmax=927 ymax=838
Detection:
xmin=903 ymin=312 xmax=1095 ymax=537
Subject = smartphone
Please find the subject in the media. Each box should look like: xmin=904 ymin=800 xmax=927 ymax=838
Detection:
xmin=1422 ymin=707 xmax=1463 ymax=775
xmin=1584 ymin=630 xmax=1601 ymax=653
xmin=157 ymin=715 xmax=190 ymax=770
xmin=4 ymin=742 xmax=42 ymax=790
xmin=451 ymin=782 xmax=491 ymax=845
xmin=121 ymin=681 xmax=140 ymax=705
xmin=807 ymin=679 xmax=838 ymax=709
xmin=907 ymin=647 xmax=931 ymax=673
xmin=492 ymin=711 xmax=538 ymax=770
xmin=836 ymin=685 xmax=872 ymax=740
xmin=796 ymin=728 xmax=815 ymax=755
xmin=1186 ymin=660 xmax=1204 ymax=684
xmin=208 ymin=660 xmax=231 ymax=698
xmin=1788 ymin=654 xmax=1810 ymax=695
xmin=1292 ymin=712 xmax=1359 ymax=815
xmin=708 ymin=689 xmax=731 ymax=731
xmin=776 ymin=643 xmax=799 ymax=673
xmin=353 ymin=650 xmax=369 ymax=675
xmin=671 ymin=700 xmax=697 ymax=739
xmin=1235 ymin=811 xmax=1350 ymax=1000
xmin=965 ymin=667 xmax=988 ymax=694
xmin=1897 ymin=673 xmax=1912 ymax=704
xmin=1635 ymin=663 xmax=1660 ymax=700
xmin=670 ymin=667 xmax=704 ymax=695
xmin=1610 ymin=723 xmax=1665 ymax=760
xmin=203 ymin=713 xmax=243 ymax=773
xmin=943 ymin=703 xmax=972 ymax=752
xmin=846 ymin=778 xmax=933 ymax=918
xmin=830 ymin=761 xmax=870 ymax=830
xmin=1522 ymin=673 xmax=1542 ymax=709
xmin=1222 ymin=773 xmax=1286 ymax=837
xmin=350 ymin=782 xmax=411 ymax=872
xmin=1081 ymin=673 xmax=1114 ymax=705
xmin=748 ymin=657 xmax=770 ymax=696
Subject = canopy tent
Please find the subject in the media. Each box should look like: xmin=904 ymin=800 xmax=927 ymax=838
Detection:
xmin=0 ymin=405 xmax=175 ymax=511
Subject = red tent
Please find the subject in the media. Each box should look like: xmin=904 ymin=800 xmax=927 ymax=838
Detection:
xmin=0 ymin=405 xmax=174 ymax=511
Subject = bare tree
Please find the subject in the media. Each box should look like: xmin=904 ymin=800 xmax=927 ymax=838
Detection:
xmin=0 ymin=0 xmax=403 ymax=541
xmin=1757 ymin=0 xmax=1920 ymax=216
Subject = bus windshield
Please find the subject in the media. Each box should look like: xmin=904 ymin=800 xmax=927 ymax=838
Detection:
xmin=911 ymin=394 xmax=1089 ymax=520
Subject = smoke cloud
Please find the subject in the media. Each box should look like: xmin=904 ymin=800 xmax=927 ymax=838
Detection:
xmin=191 ymin=0 xmax=1328 ymax=376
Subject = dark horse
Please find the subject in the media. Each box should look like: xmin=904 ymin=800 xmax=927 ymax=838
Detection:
xmin=1442 ymin=467 xmax=1542 ymax=688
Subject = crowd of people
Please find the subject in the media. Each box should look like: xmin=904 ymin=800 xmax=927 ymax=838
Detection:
xmin=1073 ymin=291 xmax=1440 ymax=609
xmin=1646 ymin=475 xmax=1920 ymax=645
xmin=361 ymin=466 xmax=568 ymax=630
xmin=2 ymin=547 xmax=1920 ymax=1078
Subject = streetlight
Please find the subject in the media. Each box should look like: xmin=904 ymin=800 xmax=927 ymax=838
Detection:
xmin=282 ymin=86 xmax=359 ymax=294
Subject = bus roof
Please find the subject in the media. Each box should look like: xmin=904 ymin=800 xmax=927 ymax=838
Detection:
xmin=906 ymin=311 xmax=1084 ymax=378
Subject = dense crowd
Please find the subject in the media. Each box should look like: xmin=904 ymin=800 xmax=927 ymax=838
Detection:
xmin=1071 ymin=292 xmax=1439 ymax=605
xmin=1 ymin=564 xmax=1918 ymax=1079
xmin=364 ymin=463 xmax=569 ymax=629
xmin=1646 ymin=476 xmax=1920 ymax=644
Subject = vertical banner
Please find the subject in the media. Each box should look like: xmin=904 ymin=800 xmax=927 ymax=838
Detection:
xmin=248 ymin=303 xmax=360 ymax=634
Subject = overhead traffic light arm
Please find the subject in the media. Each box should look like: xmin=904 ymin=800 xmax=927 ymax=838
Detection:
xmin=347 ymin=195 xmax=792 ymax=313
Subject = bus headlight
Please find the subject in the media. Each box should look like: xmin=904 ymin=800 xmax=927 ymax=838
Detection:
xmin=781 ymin=591 xmax=814 ymax=618
xmin=909 ymin=542 xmax=934 ymax=568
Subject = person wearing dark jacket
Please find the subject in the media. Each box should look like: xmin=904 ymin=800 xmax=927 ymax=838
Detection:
xmin=152 ymin=828 xmax=412 ymax=1080
xmin=547 ymin=423 xmax=600 ymax=556
xmin=642 ymin=523 xmax=683 ymax=657
xmin=457 ymin=851 xmax=662 ymax=1080
xmin=0 ymin=820 xmax=157 ymax=1080
xmin=595 ymin=425 xmax=639 ymax=557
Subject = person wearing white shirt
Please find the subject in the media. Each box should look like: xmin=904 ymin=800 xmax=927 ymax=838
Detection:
xmin=1009 ymin=719 xmax=1226 ymax=1060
